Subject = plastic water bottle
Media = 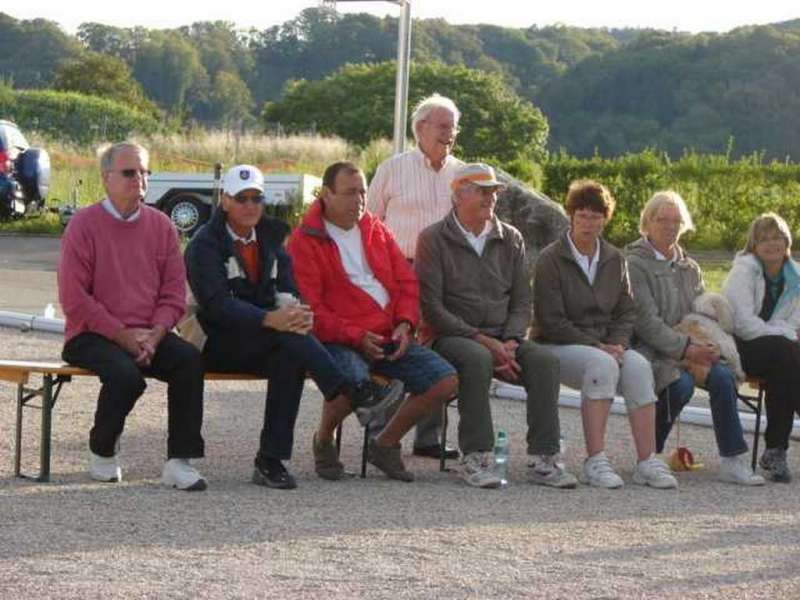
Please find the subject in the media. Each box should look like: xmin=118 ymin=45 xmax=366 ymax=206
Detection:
xmin=43 ymin=303 xmax=55 ymax=319
xmin=494 ymin=430 xmax=510 ymax=487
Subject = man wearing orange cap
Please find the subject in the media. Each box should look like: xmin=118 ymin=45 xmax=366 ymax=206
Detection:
xmin=416 ymin=163 xmax=578 ymax=489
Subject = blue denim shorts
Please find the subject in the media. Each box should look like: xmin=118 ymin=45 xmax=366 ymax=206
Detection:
xmin=325 ymin=342 xmax=455 ymax=396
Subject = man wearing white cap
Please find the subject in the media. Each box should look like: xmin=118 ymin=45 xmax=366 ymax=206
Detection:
xmin=367 ymin=93 xmax=465 ymax=459
xmin=416 ymin=163 xmax=578 ymax=489
xmin=186 ymin=165 xmax=395 ymax=489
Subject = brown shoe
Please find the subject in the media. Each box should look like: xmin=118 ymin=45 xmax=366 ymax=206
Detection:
xmin=367 ymin=438 xmax=414 ymax=482
xmin=313 ymin=433 xmax=345 ymax=481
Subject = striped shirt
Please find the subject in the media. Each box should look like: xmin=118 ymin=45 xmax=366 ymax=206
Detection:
xmin=367 ymin=147 xmax=464 ymax=259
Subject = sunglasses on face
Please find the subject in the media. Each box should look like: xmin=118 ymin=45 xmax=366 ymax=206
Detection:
xmin=116 ymin=168 xmax=151 ymax=178
xmin=233 ymin=193 xmax=265 ymax=205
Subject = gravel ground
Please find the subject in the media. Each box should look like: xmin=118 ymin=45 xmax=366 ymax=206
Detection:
xmin=2 ymin=327 xmax=799 ymax=599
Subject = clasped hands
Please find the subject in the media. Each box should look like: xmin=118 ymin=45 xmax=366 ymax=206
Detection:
xmin=474 ymin=333 xmax=521 ymax=383
xmin=112 ymin=325 xmax=167 ymax=367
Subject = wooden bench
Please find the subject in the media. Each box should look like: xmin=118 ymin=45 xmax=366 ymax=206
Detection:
xmin=0 ymin=359 xmax=261 ymax=482
xmin=0 ymin=360 xmax=395 ymax=483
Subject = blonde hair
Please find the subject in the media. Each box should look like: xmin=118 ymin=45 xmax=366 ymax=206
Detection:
xmin=639 ymin=190 xmax=694 ymax=237
xmin=743 ymin=212 xmax=792 ymax=257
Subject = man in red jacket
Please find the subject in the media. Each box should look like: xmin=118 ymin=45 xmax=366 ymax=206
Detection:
xmin=288 ymin=161 xmax=458 ymax=482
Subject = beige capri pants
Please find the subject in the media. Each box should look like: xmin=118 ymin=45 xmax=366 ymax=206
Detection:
xmin=540 ymin=344 xmax=656 ymax=410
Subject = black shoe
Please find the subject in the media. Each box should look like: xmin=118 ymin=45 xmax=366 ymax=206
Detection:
xmin=252 ymin=458 xmax=297 ymax=489
xmin=412 ymin=444 xmax=459 ymax=460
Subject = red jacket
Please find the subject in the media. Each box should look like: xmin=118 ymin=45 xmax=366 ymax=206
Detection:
xmin=287 ymin=199 xmax=419 ymax=348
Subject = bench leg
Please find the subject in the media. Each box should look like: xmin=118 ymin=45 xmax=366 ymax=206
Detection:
xmin=440 ymin=401 xmax=449 ymax=473
xmin=14 ymin=383 xmax=23 ymax=477
xmin=361 ymin=425 xmax=368 ymax=478
xmin=752 ymin=386 xmax=764 ymax=472
xmin=38 ymin=374 xmax=55 ymax=482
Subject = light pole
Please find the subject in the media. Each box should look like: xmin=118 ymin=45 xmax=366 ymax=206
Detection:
xmin=324 ymin=0 xmax=412 ymax=155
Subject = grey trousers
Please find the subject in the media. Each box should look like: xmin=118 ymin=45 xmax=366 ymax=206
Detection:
xmin=432 ymin=336 xmax=562 ymax=456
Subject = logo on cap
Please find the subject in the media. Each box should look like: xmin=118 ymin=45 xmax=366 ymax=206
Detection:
xmin=239 ymin=170 xmax=250 ymax=180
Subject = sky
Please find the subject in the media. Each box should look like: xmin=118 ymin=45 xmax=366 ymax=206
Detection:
xmin=4 ymin=0 xmax=798 ymax=34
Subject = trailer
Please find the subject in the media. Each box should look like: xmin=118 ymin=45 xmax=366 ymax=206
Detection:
xmin=143 ymin=171 xmax=322 ymax=237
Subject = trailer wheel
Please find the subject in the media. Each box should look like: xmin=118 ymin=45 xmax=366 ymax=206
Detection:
xmin=165 ymin=194 xmax=210 ymax=237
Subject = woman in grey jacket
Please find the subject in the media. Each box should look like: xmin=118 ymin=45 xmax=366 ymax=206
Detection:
xmin=723 ymin=213 xmax=800 ymax=482
xmin=627 ymin=191 xmax=763 ymax=486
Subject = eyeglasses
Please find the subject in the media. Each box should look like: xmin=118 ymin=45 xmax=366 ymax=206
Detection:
xmin=233 ymin=193 xmax=265 ymax=205
xmin=423 ymin=120 xmax=459 ymax=134
xmin=116 ymin=169 xmax=151 ymax=178
xmin=757 ymin=235 xmax=786 ymax=244
xmin=654 ymin=217 xmax=683 ymax=227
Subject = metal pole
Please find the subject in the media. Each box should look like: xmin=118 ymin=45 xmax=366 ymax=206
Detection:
xmin=392 ymin=0 xmax=412 ymax=155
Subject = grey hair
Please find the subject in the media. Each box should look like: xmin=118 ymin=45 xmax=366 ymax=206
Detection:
xmin=98 ymin=142 xmax=149 ymax=172
xmin=639 ymin=190 xmax=694 ymax=237
xmin=410 ymin=94 xmax=460 ymax=142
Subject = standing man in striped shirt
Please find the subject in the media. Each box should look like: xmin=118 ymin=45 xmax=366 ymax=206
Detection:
xmin=367 ymin=94 xmax=464 ymax=460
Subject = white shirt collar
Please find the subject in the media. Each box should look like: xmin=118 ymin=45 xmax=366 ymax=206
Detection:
xmin=644 ymin=237 xmax=674 ymax=263
xmin=225 ymin=222 xmax=257 ymax=244
xmin=102 ymin=197 xmax=140 ymax=222
xmin=414 ymin=146 xmax=455 ymax=172
xmin=566 ymin=230 xmax=599 ymax=264
xmin=453 ymin=214 xmax=492 ymax=256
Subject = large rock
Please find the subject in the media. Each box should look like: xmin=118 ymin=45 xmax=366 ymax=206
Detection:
xmin=494 ymin=170 xmax=569 ymax=277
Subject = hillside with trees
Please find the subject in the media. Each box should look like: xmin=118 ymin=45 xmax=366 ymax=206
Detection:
xmin=2 ymin=7 xmax=800 ymax=160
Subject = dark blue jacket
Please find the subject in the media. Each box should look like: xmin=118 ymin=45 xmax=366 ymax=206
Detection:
xmin=184 ymin=207 xmax=298 ymax=340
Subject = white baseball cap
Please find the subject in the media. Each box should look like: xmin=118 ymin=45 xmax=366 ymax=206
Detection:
xmin=222 ymin=164 xmax=264 ymax=197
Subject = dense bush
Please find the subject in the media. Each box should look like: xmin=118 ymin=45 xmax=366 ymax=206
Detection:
xmin=543 ymin=149 xmax=800 ymax=249
xmin=0 ymin=87 xmax=161 ymax=145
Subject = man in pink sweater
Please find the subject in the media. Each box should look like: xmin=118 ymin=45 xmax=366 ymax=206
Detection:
xmin=58 ymin=142 xmax=206 ymax=491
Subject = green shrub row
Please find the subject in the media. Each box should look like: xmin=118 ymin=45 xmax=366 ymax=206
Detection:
xmin=0 ymin=86 xmax=161 ymax=145
xmin=541 ymin=149 xmax=800 ymax=250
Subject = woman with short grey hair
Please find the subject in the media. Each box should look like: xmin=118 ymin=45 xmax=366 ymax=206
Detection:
xmin=626 ymin=190 xmax=764 ymax=486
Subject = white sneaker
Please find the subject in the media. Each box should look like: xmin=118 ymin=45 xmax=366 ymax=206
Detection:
xmin=89 ymin=450 xmax=122 ymax=482
xmin=460 ymin=452 xmax=503 ymax=489
xmin=581 ymin=452 xmax=624 ymax=489
xmin=162 ymin=458 xmax=207 ymax=491
xmin=719 ymin=454 xmax=766 ymax=486
xmin=633 ymin=454 xmax=678 ymax=489
xmin=528 ymin=455 xmax=578 ymax=489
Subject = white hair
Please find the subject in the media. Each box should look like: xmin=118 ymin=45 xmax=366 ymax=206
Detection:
xmin=639 ymin=190 xmax=694 ymax=237
xmin=410 ymin=94 xmax=460 ymax=142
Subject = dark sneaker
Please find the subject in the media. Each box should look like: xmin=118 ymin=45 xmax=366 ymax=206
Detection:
xmin=252 ymin=458 xmax=297 ymax=490
xmin=353 ymin=379 xmax=405 ymax=427
xmin=367 ymin=438 xmax=414 ymax=482
xmin=760 ymin=448 xmax=791 ymax=483
xmin=313 ymin=433 xmax=345 ymax=481
xmin=412 ymin=444 xmax=459 ymax=460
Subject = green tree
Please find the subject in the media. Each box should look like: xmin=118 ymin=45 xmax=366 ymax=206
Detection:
xmin=53 ymin=52 xmax=158 ymax=117
xmin=133 ymin=32 xmax=206 ymax=114
xmin=263 ymin=61 xmax=549 ymax=163
xmin=209 ymin=71 xmax=254 ymax=127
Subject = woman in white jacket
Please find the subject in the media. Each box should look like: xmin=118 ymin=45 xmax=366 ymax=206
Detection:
xmin=722 ymin=212 xmax=800 ymax=482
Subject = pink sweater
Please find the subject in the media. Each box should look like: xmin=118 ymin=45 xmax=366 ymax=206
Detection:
xmin=58 ymin=202 xmax=187 ymax=343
